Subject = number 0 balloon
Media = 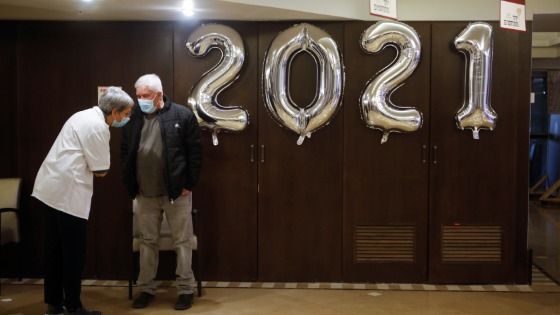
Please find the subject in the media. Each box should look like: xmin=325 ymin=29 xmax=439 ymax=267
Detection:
xmin=263 ymin=23 xmax=344 ymax=145
xmin=186 ymin=24 xmax=249 ymax=146
xmin=454 ymin=22 xmax=496 ymax=139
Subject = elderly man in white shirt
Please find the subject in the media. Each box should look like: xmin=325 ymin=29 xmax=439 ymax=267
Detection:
xmin=32 ymin=87 xmax=134 ymax=315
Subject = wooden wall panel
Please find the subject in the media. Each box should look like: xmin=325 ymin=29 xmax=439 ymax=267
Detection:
xmin=514 ymin=21 xmax=532 ymax=284
xmin=7 ymin=20 xmax=531 ymax=284
xmin=257 ymin=22 xmax=344 ymax=282
xmin=17 ymin=22 xmax=95 ymax=277
xmin=173 ymin=21 xmax=259 ymax=281
xmin=93 ymin=22 xmax=175 ymax=279
xmin=342 ymin=22 xmax=431 ymax=282
xmin=428 ymin=22 xmax=530 ymax=283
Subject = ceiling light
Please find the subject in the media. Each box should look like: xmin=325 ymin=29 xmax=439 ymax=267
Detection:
xmin=182 ymin=0 xmax=194 ymax=16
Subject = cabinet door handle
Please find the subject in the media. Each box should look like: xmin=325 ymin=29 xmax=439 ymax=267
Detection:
xmin=261 ymin=145 xmax=265 ymax=163
xmin=433 ymin=145 xmax=438 ymax=164
xmin=422 ymin=145 xmax=427 ymax=163
xmin=250 ymin=145 xmax=254 ymax=163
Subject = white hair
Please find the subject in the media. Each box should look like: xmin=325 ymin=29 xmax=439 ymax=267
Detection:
xmin=134 ymin=74 xmax=163 ymax=93
xmin=98 ymin=87 xmax=134 ymax=114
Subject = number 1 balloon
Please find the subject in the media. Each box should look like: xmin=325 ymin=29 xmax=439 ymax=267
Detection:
xmin=454 ymin=22 xmax=496 ymax=140
xmin=186 ymin=24 xmax=249 ymax=146
xmin=360 ymin=21 xmax=423 ymax=144
xmin=263 ymin=23 xmax=344 ymax=145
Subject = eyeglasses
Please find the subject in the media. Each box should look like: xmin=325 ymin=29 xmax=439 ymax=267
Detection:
xmin=120 ymin=110 xmax=132 ymax=118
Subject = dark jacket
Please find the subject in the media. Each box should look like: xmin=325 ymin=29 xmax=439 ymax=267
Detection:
xmin=120 ymin=95 xmax=202 ymax=200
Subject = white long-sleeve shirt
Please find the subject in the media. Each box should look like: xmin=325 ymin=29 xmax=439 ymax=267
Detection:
xmin=32 ymin=106 xmax=110 ymax=219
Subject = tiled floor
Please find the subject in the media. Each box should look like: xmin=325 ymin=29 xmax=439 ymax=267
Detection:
xmin=2 ymin=270 xmax=560 ymax=315
xmin=1 ymin=281 xmax=560 ymax=315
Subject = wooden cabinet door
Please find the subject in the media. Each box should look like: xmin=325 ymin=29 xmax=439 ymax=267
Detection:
xmin=428 ymin=22 xmax=531 ymax=283
xmin=18 ymin=22 xmax=96 ymax=278
xmin=93 ymin=21 xmax=175 ymax=279
xmin=174 ymin=22 xmax=259 ymax=281
xmin=342 ymin=22 xmax=431 ymax=282
xmin=257 ymin=22 xmax=344 ymax=282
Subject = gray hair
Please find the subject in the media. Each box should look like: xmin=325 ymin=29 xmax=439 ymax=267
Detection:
xmin=134 ymin=74 xmax=163 ymax=93
xmin=98 ymin=87 xmax=134 ymax=115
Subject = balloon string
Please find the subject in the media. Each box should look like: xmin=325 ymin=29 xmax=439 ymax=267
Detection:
xmin=472 ymin=128 xmax=480 ymax=140
xmin=381 ymin=133 xmax=389 ymax=144
xmin=297 ymin=108 xmax=307 ymax=134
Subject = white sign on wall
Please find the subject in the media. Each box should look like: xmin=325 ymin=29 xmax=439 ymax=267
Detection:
xmin=97 ymin=86 xmax=122 ymax=101
xmin=500 ymin=0 xmax=526 ymax=32
xmin=370 ymin=0 xmax=397 ymax=20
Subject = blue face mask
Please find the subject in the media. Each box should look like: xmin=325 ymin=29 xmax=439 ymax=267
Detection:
xmin=138 ymin=94 xmax=158 ymax=114
xmin=112 ymin=116 xmax=130 ymax=128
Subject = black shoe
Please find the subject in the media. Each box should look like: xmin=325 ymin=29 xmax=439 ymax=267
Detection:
xmin=45 ymin=304 xmax=64 ymax=315
xmin=63 ymin=307 xmax=102 ymax=315
xmin=132 ymin=291 xmax=154 ymax=309
xmin=174 ymin=293 xmax=194 ymax=310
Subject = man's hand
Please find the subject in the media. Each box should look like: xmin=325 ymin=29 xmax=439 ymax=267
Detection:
xmin=93 ymin=170 xmax=108 ymax=178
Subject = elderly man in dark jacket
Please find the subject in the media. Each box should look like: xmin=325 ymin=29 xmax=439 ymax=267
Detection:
xmin=121 ymin=74 xmax=202 ymax=311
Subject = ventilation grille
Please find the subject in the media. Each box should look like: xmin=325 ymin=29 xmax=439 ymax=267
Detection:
xmin=354 ymin=225 xmax=415 ymax=263
xmin=442 ymin=225 xmax=502 ymax=263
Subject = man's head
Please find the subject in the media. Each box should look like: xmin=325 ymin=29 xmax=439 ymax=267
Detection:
xmin=134 ymin=74 xmax=164 ymax=114
xmin=98 ymin=87 xmax=134 ymax=127
xmin=135 ymin=74 xmax=163 ymax=94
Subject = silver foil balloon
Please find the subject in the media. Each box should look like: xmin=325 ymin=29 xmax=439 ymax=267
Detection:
xmin=360 ymin=21 xmax=423 ymax=144
xmin=263 ymin=23 xmax=344 ymax=145
xmin=186 ymin=24 xmax=249 ymax=146
xmin=454 ymin=22 xmax=496 ymax=140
